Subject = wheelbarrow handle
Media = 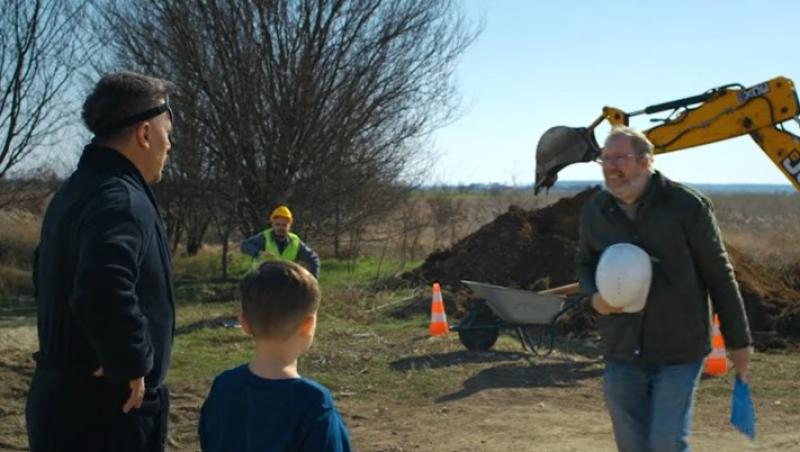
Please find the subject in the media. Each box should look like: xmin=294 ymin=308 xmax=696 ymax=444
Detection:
xmin=539 ymin=282 xmax=580 ymax=297
xmin=543 ymin=294 xmax=591 ymax=354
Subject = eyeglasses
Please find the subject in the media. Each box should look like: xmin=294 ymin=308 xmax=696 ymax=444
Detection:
xmin=596 ymin=153 xmax=637 ymax=165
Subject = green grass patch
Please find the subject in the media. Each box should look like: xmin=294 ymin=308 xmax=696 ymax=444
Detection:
xmin=172 ymin=247 xmax=252 ymax=282
xmin=319 ymin=258 xmax=421 ymax=288
xmin=165 ymin=255 xmax=464 ymax=401
xmin=164 ymin=253 xmax=800 ymax=418
xmin=169 ymin=327 xmax=251 ymax=383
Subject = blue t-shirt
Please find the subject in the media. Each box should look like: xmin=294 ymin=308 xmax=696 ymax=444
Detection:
xmin=199 ymin=365 xmax=352 ymax=452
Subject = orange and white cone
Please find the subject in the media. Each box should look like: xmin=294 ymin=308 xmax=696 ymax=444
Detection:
xmin=429 ymin=282 xmax=449 ymax=336
xmin=704 ymin=314 xmax=728 ymax=376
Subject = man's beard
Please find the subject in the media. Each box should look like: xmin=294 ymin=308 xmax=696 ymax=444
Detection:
xmin=607 ymin=170 xmax=650 ymax=203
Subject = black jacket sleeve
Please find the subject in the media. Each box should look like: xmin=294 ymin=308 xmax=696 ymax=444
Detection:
xmin=69 ymin=203 xmax=153 ymax=382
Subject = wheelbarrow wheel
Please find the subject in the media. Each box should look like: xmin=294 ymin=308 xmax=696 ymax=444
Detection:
xmin=459 ymin=326 xmax=499 ymax=351
xmin=458 ymin=300 xmax=500 ymax=351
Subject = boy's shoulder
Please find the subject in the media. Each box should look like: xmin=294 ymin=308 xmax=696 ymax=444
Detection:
xmin=205 ymin=365 xmax=247 ymax=398
xmin=297 ymin=377 xmax=335 ymax=405
xmin=212 ymin=364 xmax=249 ymax=385
xmin=209 ymin=365 xmax=333 ymax=403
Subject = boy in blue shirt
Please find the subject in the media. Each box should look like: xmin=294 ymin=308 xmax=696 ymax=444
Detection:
xmin=199 ymin=261 xmax=351 ymax=452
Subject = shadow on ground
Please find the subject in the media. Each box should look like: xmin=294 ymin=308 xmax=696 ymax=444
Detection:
xmin=390 ymin=350 xmax=529 ymax=372
xmin=434 ymin=360 xmax=603 ymax=402
xmin=0 ymin=357 xmax=33 ymax=378
xmin=175 ymin=316 xmax=239 ymax=335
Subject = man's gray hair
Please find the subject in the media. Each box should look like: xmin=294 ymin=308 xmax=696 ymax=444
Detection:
xmin=605 ymin=126 xmax=654 ymax=158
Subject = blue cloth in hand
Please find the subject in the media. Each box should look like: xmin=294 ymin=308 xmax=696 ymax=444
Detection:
xmin=730 ymin=376 xmax=755 ymax=440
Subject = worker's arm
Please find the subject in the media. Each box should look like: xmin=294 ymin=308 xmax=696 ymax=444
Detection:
xmin=684 ymin=196 xmax=752 ymax=350
xmin=297 ymin=240 xmax=320 ymax=278
xmin=576 ymin=201 xmax=623 ymax=315
xmin=684 ymin=193 xmax=753 ymax=380
xmin=240 ymin=233 xmax=266 ymax=258
xmin=576 ymin=204 xmax=599 ymax=296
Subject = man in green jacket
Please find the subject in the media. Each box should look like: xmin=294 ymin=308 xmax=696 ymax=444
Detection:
xmin=577 ymin=126 xmax=752 ymax=452
xmin=240 ymin=205 xmax=320 ymax=278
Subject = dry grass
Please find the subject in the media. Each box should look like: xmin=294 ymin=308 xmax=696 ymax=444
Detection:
xmin=314 ymin=190 xmax=579 ymax=262
xmin=711 ymin=193 xmax=800 ymax=268
xmin=0 ymin=190 xmax=797 ymax=299
xmin=0 ymin=210 xmax=39 ymax=297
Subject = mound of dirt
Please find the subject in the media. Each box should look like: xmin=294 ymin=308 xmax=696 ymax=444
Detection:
xmin=402 ymin=188 xmax=800 ymax=350
xmin=404 ymin=189 xmax=594 ymax=290
xmin=726 ymin=247 xmax=800 ymax=348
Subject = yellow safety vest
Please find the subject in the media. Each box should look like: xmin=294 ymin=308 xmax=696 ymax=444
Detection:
xmin=262 ymin=229 xmax=300 ymax=262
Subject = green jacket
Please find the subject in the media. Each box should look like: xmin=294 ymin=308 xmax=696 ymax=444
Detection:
xmin=577 ymin=171 xmax=752 ymax=364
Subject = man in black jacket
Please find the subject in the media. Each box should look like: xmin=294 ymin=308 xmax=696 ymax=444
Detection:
xmin=577 ymin=126 xmax=752 ymax=452
xmin=26 ymin=72 xmax=175 ymax=452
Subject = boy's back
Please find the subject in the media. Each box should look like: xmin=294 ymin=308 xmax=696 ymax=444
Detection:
xmin=199 ymin=364 xmax=351 ymax=452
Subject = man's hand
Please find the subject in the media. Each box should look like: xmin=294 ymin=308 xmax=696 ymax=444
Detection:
xmin=93 ymin=367 xmax=146 ymax=413
xmin=730 ymin=346 xmax=753 ymax=383
xmin=591 ymin=293 xmax=624 ymax=315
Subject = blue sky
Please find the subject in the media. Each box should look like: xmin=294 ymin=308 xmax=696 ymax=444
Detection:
xmin=431 ymin=0 xmax=800 ymax=186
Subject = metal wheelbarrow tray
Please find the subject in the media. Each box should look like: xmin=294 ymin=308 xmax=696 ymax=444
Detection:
xmin=452 ymin=280 xmax=586 ymax=353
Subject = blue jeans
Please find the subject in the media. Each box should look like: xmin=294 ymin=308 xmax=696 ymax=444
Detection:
xmin=603 ymin=359 xmax=704 ymax=452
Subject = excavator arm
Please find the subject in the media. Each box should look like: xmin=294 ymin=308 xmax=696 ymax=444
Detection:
xmin=534 ymin=76 xmax=800 ymax=193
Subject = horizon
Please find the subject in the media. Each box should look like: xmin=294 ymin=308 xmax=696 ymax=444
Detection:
xmin=420 ymin=180 xmax=797 ymax=194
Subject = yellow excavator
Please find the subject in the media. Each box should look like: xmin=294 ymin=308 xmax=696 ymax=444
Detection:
xmin=534 ymin=76 xmax=800 ymax=194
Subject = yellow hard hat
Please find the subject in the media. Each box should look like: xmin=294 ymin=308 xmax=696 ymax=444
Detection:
xmin=270 ymin=205 xmax=293 ymax=223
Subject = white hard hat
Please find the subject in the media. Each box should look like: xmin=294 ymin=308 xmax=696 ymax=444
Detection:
xmin=595 ymin=243 xmax=652 ymax=313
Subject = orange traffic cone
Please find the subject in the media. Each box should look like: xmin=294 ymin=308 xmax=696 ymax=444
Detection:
xmin=429 ymin=282 xmax=449 ymax=336
xmin=704 ymin=314 xmax=728 ymax=376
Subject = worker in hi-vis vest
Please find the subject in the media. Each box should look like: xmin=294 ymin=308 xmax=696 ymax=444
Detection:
xmin=240 ymin=205 xmax=320 ymax=278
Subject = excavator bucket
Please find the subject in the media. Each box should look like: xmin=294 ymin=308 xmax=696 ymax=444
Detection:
xmin=534 ymin=126 xmax=601 ymax=194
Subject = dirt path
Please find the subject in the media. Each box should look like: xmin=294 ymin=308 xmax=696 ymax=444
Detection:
xmin=341 ymin=367 xmax=797 ymax=452
xmin=343 ymin=387 xmax=795 ymax=451
xmin=2 ymin=324 xmax=798 ymax=451
xmin=0 ymin=325 xmax=36 ymax=451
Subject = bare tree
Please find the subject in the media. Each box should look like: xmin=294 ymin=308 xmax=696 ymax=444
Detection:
xmin=395 ymin=197 xmax=429 ymax=265
xmin=0 ymin=0 xmax=90 ymax=185
xmin=0 ymin=166 xmax=60 ymax=212
xmin=98 ymin=0 xmax=479 ymax=269
xmin=426 ymin=194 xmax=467 ymax=248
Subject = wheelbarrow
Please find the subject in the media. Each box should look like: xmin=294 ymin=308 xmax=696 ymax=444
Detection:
xmin=452 ymin=280 xmax=587 ymax=353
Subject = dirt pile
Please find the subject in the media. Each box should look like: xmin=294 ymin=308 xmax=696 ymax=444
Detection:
xmin=402 ymin=188 xmax=800 ymax=350
xmin=726 ymin=247 xmax=800 ymax=348
xmin=404 ymin=189 xmax=594 ymax=291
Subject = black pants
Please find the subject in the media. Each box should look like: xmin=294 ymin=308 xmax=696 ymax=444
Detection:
xmin=26 ymin=368 xmax=169 ymax=452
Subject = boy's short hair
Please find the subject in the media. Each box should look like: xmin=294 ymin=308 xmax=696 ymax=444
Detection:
xmin=240 ymin=261 xmax=321 ymax=338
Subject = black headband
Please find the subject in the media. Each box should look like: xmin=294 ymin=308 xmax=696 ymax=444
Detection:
xmin=95 ymin=98 xmax=173 ymax=136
